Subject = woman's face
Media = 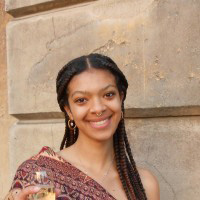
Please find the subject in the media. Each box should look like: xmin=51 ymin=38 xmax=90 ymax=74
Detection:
xmin=64 ymin=68 xmax=123 ymax=142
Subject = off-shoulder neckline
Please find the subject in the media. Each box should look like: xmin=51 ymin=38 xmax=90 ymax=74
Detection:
xmin=39 ymin=146 xmax=116 ymax=200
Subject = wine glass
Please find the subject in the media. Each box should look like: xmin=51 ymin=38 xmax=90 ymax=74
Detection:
xmin=29 ymin=171 xmax=55 ymax=200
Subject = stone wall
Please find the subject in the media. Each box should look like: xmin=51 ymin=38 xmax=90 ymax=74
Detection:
xmin=2 ymin=0 xmax=200 ymax=199
xmin=0 ymin=1 xmax=15 ymax=199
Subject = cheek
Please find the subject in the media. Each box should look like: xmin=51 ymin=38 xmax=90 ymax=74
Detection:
xmin=109 ymin=98 xmax=122 ymax=112
xmin=116 ymin=109 xmax=122 ymax=122
xmin=108 ymin=101 xmax=122 ymax=122
xmin=70 ymin=106 xmax=88 ymax=122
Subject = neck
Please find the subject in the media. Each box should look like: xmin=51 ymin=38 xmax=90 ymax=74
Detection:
xmin=73 ymin=134 xmax=114 ymax=172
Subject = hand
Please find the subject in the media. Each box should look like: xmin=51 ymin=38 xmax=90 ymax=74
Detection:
xmin=11 ymin=186 xmax=40 ymax=200
xmin=5 ymin=186 xmax=60 ymax=200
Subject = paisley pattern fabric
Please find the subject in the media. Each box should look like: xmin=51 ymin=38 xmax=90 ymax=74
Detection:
xmin=5 ymin=147 xmax=115 ymax=200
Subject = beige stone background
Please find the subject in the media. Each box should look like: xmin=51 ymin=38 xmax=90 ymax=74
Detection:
xmin=0 ymin=0 xmax=15 ymax=198
xmin=1 ymin=0 xmax=200 ymax=199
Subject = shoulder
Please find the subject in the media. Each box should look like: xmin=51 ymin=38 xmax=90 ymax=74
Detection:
xmin=14 ymin=146 xmax=58 ymax=180
xmin=10 ymin=147 xmax=58 ymax=185
xmin=137 ymin=167 xmax=160 ymax=200
xmin=17 ymin=146 xmax=56 ymax=166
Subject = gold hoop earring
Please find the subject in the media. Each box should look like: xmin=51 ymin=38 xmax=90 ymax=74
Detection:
xmin=68 ymin=119 xmax=76 ymax=130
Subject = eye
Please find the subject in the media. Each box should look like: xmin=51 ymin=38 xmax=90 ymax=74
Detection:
xmin=105 ymin=92 xmax=116 ymax=98
xmin=75 ymin=98 xmax=87 ymax=104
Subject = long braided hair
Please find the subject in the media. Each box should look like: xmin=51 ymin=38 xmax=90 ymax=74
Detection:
xmin=56 ymin=53 xmax=147 ymax=200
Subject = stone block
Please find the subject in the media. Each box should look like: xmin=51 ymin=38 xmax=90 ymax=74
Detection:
xmin=6 ymin=0 xmax=200 ymax=117
xmin=126 ymin=116 xmax=200 ymax=200
xmin=9 ymin=120 xmax=64 ymax=181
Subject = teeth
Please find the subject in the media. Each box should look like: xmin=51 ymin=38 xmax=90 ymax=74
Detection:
xmin=92 ymin=118 xmax=108 ymax=126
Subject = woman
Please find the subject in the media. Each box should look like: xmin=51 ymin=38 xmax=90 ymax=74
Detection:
xmin=5 ymin=54 xmax=159 ymax=200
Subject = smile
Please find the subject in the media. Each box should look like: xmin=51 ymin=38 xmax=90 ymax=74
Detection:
xmin=89 ymin=117 xmax=111 ymax=129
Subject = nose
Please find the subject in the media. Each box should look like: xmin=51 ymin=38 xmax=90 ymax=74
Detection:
xmin=90 ymin=97 xmax=106 ymax=115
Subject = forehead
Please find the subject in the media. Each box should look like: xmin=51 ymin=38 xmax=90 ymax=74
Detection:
xmin=67 ymin=69 xmax=117 ymax=93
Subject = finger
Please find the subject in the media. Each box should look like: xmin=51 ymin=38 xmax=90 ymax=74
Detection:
xmin=17 ymin=186 xmax=40 ymax=200
xmin=55 ymin=188 xmax=61 ymax=197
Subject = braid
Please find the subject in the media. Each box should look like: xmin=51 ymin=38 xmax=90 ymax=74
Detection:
xmin=118 ymin=120 xmax=137 ymax=199
xmin=60 ymin=112 xmax=79 ymax=150
xmin=60 ymin=112 xmax=76 ymax=150
xmin=60 ymin=112 xmax=69 ymax=149
xmin=114 ymin=132 xmax=131 ymax=200
xmin=126 ymin=157 xmax=147 ymax=199
xmin=56 ymin=53 xmax=147 ymax=199
xmin=124 ymin=132 xmax=147 ymax=198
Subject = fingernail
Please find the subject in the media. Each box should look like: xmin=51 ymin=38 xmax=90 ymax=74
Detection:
xmin=33 ymin=186 xmax=40 ymax=192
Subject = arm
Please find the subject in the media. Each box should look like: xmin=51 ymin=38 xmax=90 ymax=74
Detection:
xmin=138 ymin=168 xmax=160 ymax=200
xmin=4 ymin=158 xmax=41 ymax=200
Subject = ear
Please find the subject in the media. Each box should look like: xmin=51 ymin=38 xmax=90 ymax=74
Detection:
xmin=64 ymin=105 xmax=73 ymax=120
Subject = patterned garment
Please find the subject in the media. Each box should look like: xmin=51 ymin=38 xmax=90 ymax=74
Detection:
xmin=5 ymin=147 xmax=116 ymax=200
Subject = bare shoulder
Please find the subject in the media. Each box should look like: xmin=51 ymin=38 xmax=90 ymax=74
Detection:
xmin=137 ymin=167 xmax=160 ymax=200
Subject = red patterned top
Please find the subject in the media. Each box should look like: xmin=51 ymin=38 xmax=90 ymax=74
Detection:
xmin=6 ymin=147 xmax=116 ymax=200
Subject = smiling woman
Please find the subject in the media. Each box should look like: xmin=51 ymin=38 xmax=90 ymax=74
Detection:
xmin=5 ymin=54 xmax=159 ymax=200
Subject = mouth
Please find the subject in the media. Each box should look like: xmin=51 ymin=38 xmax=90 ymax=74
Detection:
xmin=89 ymin=116 xmax=111 ymax=129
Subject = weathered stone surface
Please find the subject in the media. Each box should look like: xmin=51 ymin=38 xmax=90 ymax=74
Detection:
xmin=9 ymin=120 xmax=64 ymax=180
xmin=127 ymin=117 xmax=200 ymax=200
xmin=126 ymin=116 xmax=200 ymax=200
xmin=6 ymin=0 xmax=200 ymax=117
xmin=9 ymin=116 xmax=200 ymax=200
xmin=0 ymin=1 xmax=14 ymax=199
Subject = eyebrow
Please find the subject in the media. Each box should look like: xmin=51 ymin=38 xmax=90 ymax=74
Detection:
xmin=71 ymin=84 xmax=117 ymax=98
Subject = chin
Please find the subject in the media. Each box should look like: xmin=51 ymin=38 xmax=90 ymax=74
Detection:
xmin=89 ymin=130 xmax=115 ymax=143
